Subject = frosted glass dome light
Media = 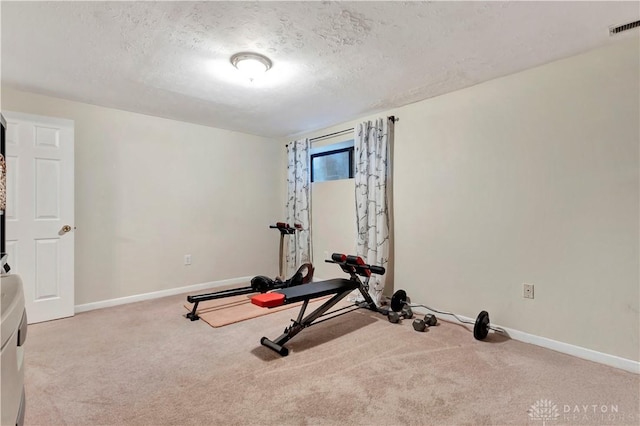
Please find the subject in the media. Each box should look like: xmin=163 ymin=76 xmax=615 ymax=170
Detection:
xmin=230 ymin=52 xmax=272 ymax=81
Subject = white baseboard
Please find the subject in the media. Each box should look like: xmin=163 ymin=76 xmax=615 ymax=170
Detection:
xmin=74 ymin=276 xmax=254 ymax=313
xmin=412 ymin=309 xmax=639 ymax=374
xmin=501 ymin=325 xmax=639 ymax=374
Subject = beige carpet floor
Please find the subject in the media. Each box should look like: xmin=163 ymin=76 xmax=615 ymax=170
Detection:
xmin=23 ymin=291 xmax=639 ymax=425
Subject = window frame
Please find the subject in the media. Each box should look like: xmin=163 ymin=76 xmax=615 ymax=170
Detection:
xmin=310 ymin=146 xmax=354 ymax=183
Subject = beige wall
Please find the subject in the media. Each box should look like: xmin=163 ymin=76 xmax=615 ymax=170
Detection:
xmin=311 ymin=179 xmax=357 ymax=279
xmin=1 ymin=87 xmax=285 ymax=305
xmin=299 ymin=37 xmax=639 ymax=361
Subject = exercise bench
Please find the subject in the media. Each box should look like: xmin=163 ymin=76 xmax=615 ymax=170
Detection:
xmin=251 ymin=253 xmax=385 ymax=356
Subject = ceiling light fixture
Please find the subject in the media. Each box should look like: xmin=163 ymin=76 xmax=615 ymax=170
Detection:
xmin=230 ymin=52 xmax=272 ymax=81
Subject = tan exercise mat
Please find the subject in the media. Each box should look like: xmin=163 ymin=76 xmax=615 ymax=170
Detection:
xmin=184 ymin=290 xmax=328 ymax=328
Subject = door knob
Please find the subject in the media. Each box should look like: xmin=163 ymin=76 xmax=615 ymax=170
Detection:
xmin=59 ymin=225 xmax=73 ymax=235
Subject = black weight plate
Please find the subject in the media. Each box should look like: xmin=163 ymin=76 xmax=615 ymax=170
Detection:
xmin=474 ymin=310 xmax=490 ymax=340
xmin=390 ymin=290 xmax=407 ymax=312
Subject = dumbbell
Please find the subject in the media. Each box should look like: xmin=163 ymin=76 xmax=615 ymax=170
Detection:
xmin=385 ymin=289 xmax=413 ymax=323
xmin=390 ymin=289 xmax=500 ymax=340
xmin=412 ymin=313 xmax=438 ymax=332
xmin=387 ymin=306 xmax=413 ymax=323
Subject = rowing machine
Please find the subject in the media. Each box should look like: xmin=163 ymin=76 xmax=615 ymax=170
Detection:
xmin=184 ymin=222 xmax=308 ymax=321
xmin=185 ymin=262 xmax=313 ymax=321
xmin=251 ymin=253 xmax=384 ymax=356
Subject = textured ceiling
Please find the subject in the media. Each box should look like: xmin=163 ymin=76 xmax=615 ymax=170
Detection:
xmin=1 ymin=1 xmax=638 ymax=138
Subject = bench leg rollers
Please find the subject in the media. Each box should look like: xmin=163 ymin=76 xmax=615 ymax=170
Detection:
xmin=260 ymin=337 xmax=289 ymax=357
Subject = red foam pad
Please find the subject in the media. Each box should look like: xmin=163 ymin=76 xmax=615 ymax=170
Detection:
xmin=251 ymin=292 xmax=285 ymax=308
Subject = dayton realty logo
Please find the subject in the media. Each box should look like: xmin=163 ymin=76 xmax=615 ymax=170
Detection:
xmin=528 ymin=399 xmax=560 ymax=425
xmin=562 ymin=404 xmax=628 ymax=423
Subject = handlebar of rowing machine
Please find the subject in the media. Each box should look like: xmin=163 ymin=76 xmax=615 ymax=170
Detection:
xmin=270 ymin=222 xmax=303 ymax=231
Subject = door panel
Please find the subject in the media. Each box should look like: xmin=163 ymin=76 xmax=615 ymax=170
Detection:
xmin=35 ymin=125 xmax=60 ymax=148
xmin=35 ymin=239 xmax=60 ymax=300
xmin=35 ymin=159 xmax=60 ymax=219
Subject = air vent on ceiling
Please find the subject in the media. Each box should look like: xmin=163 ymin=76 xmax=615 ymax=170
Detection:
xmin=609 ymin=20 xmax=640 ymax=35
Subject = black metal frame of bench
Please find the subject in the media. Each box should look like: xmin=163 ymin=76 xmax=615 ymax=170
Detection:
xmin=254 ymin=254 xmax=385 ymax=356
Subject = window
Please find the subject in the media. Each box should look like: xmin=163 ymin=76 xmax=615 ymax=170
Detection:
xmin=310 ymin=140 xmax=354 ymax=183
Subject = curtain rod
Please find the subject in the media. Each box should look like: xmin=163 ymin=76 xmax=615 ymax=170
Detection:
xmin=309 ymin=128 xmax=353 ymax=143
xmin=288 ymin=115 xmax=399 ymax=146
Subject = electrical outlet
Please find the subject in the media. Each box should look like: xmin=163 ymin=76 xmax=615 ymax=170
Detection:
xmin=184 ymin=254 xmax=192 ymax=266
xmin=523 ymin=283 xmax=534 ymax=299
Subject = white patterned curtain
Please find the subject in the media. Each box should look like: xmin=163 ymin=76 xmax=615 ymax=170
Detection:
xmin=355 ymin=118 xmax=392 ymax=303
xmin=285 ymin=139 xmax=312 ymax=277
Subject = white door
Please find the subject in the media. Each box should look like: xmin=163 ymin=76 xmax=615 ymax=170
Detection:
xmin=4 ymin=111 xmax=74 ymax=324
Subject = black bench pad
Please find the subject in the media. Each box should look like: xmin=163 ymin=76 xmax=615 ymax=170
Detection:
xmin=277 ymin=278 xmax=358 ymax=304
